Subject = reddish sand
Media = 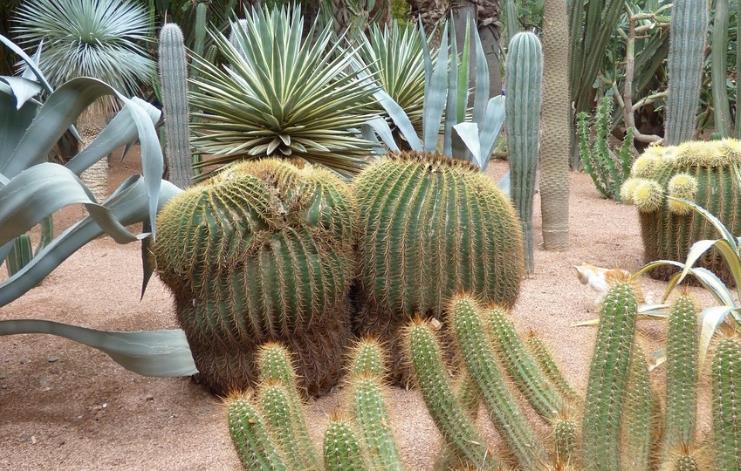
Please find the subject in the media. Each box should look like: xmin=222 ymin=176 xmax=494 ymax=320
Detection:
xmin=0 ymin=158 xmax=717 ymax=470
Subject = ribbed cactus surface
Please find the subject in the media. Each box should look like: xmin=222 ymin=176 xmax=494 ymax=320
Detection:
xmin=506 ymin=31 xmax=544 ymax=273
xmin=620 ymin=347 xmax=653 ymax=470
xmin=664 ymin=0 xmax=707 ymax=144
xmin=620 ymin=140 xmax=740 ymax=285
xmin=158 ymin=23 xmax=192 ymax=189
xmin=6 ymin=234 xmax=32 ymax=276
xmin=353 ymin=151 xmax=524 ymax=380
xmin=711 ymin=337 xmax=740 ymax=470
xmin=582 ymin=282 xmax=638 ymax=470
xmin=348 ymin=339 xmax=386 ymax=378
xmin=323 ymin=420 xmax=368 ymax=471
xmin=553 ymin=416 xmax=578 ymax=465
xmin=227 ymin=395 xmax=288 ymax=470
xmin=526 ymin=333 xmax=580 ymax=402
xmin=154 ymin=159 xmax=355 ymax=395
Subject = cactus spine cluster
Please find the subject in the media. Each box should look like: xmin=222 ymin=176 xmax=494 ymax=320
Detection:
xmin=620 ymin=140 xmax=740 ymax=285
xmin=323 ymin=420 xmax=367 ymax=471
xmin=711 ymin=337 xmax=740 ymax=470
xmin=581 ymin=282 xmax=638 ymax=470
xmin=153 ymin=159 xmax=355 ymax=396
xmin=352 ymin=152 xmax=524 ymax=380
xmin=664 ymin=0 xmax=708 ymax=144
xmin=526 ymin=332 xmax=580 ymax=402
xmin=506 ymin=31 xmax=543 ymax=273
xmin=158 ymin=24 xmax=193 ymax=189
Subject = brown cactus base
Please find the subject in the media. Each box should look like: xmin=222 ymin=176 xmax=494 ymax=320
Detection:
xmin=644 ymin=254 xmax=736 ymax=288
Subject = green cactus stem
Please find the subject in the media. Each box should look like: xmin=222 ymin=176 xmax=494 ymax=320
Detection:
xmin=158 ymin=23 xmax=193 ymax=189
xmin=711 ymin=337 xmax=740 ymax=470
xmin=404 ymin=319 xmax=497 ymax=468
xmin=553 ymin=416 xmax=578 ymax=465
xmin=664 ymin=296 xmax=699 ymax=455
xmin=525 ymin=332 xmax=580 ymax=402
xmin=711 ymin=0 xmax=732 ymax=137
xmin=348 ymin=375 xmax=405 ymax=471
xmin=448 ymin=296 xmax=545 ymax=467
xmin=484 ymin=306 xmax=563 ymax=419
xmin=581 ymin=282 xmax=638 ymax=470
xmin=506 ymin=31 xmax=543 ymax=273
xmin=227 ymin=394 xmax=288 ymax=470
xmin=620 ymin=346 xmax=653 ymax=470
xmin=664 ymin=0 xmax=707 ymax=144
xmin=348 ymin=338 xmax=386 ymax=379
xmin=6 ymin=234 xmax=32 ymax=277
xmin=323 ymin=419 xmax=368 ymax=471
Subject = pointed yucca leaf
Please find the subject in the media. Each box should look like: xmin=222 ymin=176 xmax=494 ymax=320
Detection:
xmin=453 ymin=122 xmax=481 ymax=165
xmin=0 ymin=77 xmax=42 ymax=109
xmin=0 ymin=177 xmax=181 ymax=307
xmin=423 ymin=23 xmax=449 ymax=152
xmin=472 ymin=26 xmax=490 ymax=124
xmin=480 ymin=95 xmax=506 ymax=165
xmin=0 ymin=320 xmax=197 ymax=377
xmin=20 ymin=41 xmax=43 ymax=81
xmin=418 ymin=21 xmax=433 ymax=104
xmin=638 ymin=261 xmax=736 ymax=307
xmin=456 ymin=17 xmax=471 ymax=124
xmin=0 ymin=163 xmax=142 ymax=246
xmin=65 ymin=97 xmax=161 ymax=176
xmin=444 ymin=20 xmax=458 ymax=156
xmin=366 ymin=116 xmax=400 ymax=151
xmin=369 ymin=84 xmax=421 ymax=150
xmin=0 ymin=33 xmax=54 ymax=92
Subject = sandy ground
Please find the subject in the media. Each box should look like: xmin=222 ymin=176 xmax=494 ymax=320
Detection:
xmin=0 ymin=157 xmax=718 ymax=470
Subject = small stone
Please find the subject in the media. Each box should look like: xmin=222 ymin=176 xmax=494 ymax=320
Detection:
xmin=145 ymin=394 xmax=154 ymax=401
xmin=47 ymin=356 xmax=59 ymax=363
xmin=30 ymin=435 xmax=37 ymax=445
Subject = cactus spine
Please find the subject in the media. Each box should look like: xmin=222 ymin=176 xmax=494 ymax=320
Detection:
xmin=449 ymin=297 xmax=545 ymax=467
xmin=484 ymin=307 xmax=563 ymax=419
xmin=403 ymin=320 xmax=497 ymax=468
xmin=158 ymin=24 xmax=193 ymax=189
xmin=664 ymin=296 xmax=698 ymax=453
xmin=227 ymin=394 xmax=288 ymax=470
xmin=581 ymin=282 xmax=638 ymax=470
xmin=711 ymin=337 xmax=740 ymax=470
xmin=323 ymin=420 xmax=368 ymax=471
xmin=153 ymin=159 xmax=355 ymax=395
xmin=348 ymin=338 xmax=386 ymax=378
xmin=353 ymin=152 xmax=524 ymax=381
xmin=6 ymin=234 xmax=32 ymax=276
xmin=539 ymin=0 xmax=571 ymax=249
xmin=711 ymin=0 xmax=732 ymax=137
xmin=664 ymin=0 xmax=708 ymax=144
xmin=553 ymin=416 xmax=578 ymax=465
xmin=526 ymin=332 xmax=580 ymax=402
xmin=620 ymin=347 xmax=653 ymax=470
xmin=506 ymin=31 xmax=543 ymax=273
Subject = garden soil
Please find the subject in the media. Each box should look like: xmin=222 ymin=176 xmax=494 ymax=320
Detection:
xmin=0 ymin=155 xmax=716 ymax=470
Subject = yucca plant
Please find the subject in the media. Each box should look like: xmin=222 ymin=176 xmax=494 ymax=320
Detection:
xmin=189 ymin=4 xmax=377 ymax=182
xmin=0 ymin=34 xmax=196 ymax=378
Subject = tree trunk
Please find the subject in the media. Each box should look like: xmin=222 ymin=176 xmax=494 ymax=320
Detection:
xmin=78 ymin=111 xmax=109 ymax=203
xmin=539 ymin=0 xmax=571 ymax=249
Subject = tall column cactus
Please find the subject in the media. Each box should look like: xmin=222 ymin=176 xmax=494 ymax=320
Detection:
xmin=711 ymin=0 xmax=732 ymax=137
xmin=664 ymin=0 xmax=708 ymax=145
xmin=506 ymin=31 xmax=543 ymax=273
xmin=711 ymin=337 xmax=740 ymax=470
xmin=158 ymin=24 xmax=193 ymax=189
xmin=539 ymin=0 xmax=571 ymax=250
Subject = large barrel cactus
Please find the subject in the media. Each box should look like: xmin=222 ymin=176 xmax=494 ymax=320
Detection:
xmin=621 ymin=139 xmax=740 ymax=285
xmin=153 ymin=159 xmax=355 ymax=396
xmin=352 ymin=152 xmax=524 ymax=378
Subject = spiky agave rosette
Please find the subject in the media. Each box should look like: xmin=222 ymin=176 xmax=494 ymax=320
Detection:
xmin=620 ymin=139 xmax=740 ymax=285
xmin=153 ymin=159 xmax=356 ymax=396
xmin=352 ymin=151 xmax=524 ymax=383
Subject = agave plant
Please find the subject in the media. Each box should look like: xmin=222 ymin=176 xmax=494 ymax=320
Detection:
xmin=353 ymin=20 xmax=427 ymax=132
xmin=0 ymin=35 xmax=195 ymax=378
xmin=13 ymin=0 xmax=155 ymax=95
xmin=189 ymin=5 xmax=377 ymax=181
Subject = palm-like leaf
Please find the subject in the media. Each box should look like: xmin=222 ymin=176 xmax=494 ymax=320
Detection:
xmin=354 ymin=21 xmax=426 ymax=130
xmin=13 ymin=0 xmax=154 ymax=95
xmin=189 ymin=5 xmax=376 ymax=181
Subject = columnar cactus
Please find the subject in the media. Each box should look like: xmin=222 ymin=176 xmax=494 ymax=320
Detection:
xmin=526 ymin=332 xmax=580 ymax=402
xmin=348 ymin=338 xmax=386 ymax=378
xmin=581 ymin=282 xmax=638 ymax=470
xmin=506 ymin=31 xmax=544 ymax=273
xmin=711 ymin=337 xmax=740 ymax=470
xmin=323 ymin=419 xmax=368 ymax=471
xmin=664 ymin=0 xmax=708 ymax=144
xmin=620 ymin=347 xmax=653 ymax=470
xmin=153 ymin=159 xmax=355 ymax=395
xmin=6 ymin=234 xmax=32 ymax=276
xmin=448 ymin=297 xmax=545 ymax=467
xmin=158 ymin=24 xmax=193 ymax=189
xmin=553 ymin=415 xmax=578 ymax=465
xmin=664 ymin=296 xmax=698 ymax=454
xmin=403 ymin=320 xmax=497 ymax=468
xmin=227 ymin=394 xmax=288 ymax=470
xmin=353 ymin=152 xmax=524 ymax=380
xmin=620 ymin=140 xmax=740 ymax=285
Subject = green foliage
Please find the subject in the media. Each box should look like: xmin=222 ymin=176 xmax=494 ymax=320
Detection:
xmin=582 ymin=282 xmax=638 ymax=470
xmin=13 ymin=0 xmax=154 ymax=94
xmin=189 ymin=5 xmax=375 ymax=181
xmin=153 ymin=159 xmax=355 ymax=396
xmin=620 ymin=347 xmax=653 ymax=470
xmin=577 ymin=96 xmax=634 ymax=201
xmin=506 ymin=31 xmax=543 ymax=274
xmin=711 ymin=337 xmax=740 ymax=470
xmin=6 ymin=234 xmax=32 ymax=277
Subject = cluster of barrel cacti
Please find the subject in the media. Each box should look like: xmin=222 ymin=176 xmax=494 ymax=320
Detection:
xmin=227 ymin=341 xmax=405 ymax=471
xmin=226 ymin=284 xmax=739 ymax=470
xmin=620 ymin=139 xmax=740 ymax=284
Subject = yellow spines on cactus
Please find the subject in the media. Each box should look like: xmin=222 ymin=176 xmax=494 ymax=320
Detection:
xmin=667 ymin=174 xmax=698 ymax=215
xmin=632 ymin=179 xmax=664 ymax=213
xmin=153 ymin=159 xmax=356 ymax=396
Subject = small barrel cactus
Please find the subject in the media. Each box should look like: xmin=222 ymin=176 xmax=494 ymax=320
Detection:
xmin=153 ymin=159 xmax=355 ymax=396
xmin=620 ymin=140 xmax=740 ymax=285
xmin=352 ymin=151 xmax=524 ymax=380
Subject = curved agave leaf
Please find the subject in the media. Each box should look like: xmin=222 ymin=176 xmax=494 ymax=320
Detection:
xmin=0 ymin=178 xmax=181 ymax=307
xmin=698 ymin=305 xmax=738 ymax=368
xmin=0 ymin=93 xmax=38 ymax=169
xmin=0 ymin=76 xmax=42 ymax=109
xmin=0 ymin=33 xmax=54 ymax=92
xmin=423 ymin=23 xmax=448 ymax=152
xmin=480 ymin=95 xmax=506 ymax=164
xmin=0 ymin=320 xmax=196 ymax=377
xmin=365 ymin=116 xmax=400 ymax=152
